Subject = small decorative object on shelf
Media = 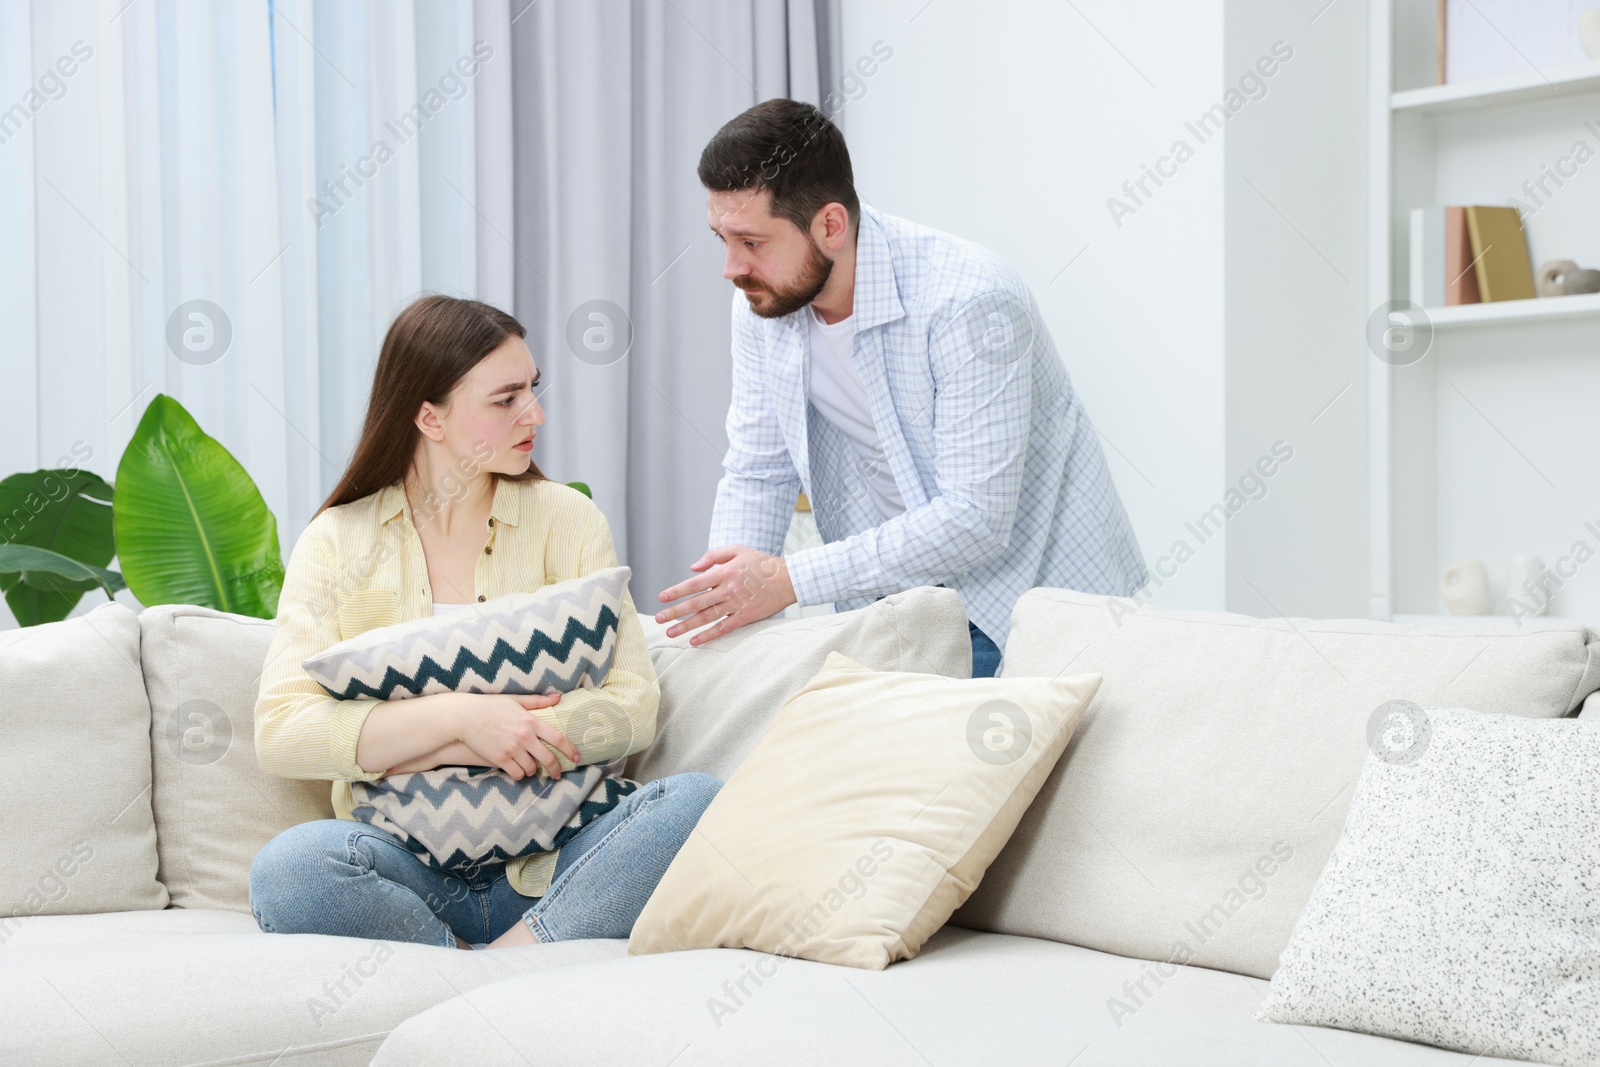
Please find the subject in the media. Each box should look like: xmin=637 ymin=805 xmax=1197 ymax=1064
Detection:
xmin=1583 ymin=11 xmax=1600 ymax=61
xmin=1505 ymin=553 xmax=1549 ymax=617
xmin=1535 ymin=259 xmax=1600 ymax=298
xmin=1440 ymin=559 xmax=1490 ymax=615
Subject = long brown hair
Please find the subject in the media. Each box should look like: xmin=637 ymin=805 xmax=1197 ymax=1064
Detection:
xmin=316 ymin=295 xmax=546 ymax=518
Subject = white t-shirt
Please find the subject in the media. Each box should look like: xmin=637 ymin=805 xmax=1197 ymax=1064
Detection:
xmin=432 ymin=602 xmax=468 ymax=615
xmin=805 ymin=305 xmax=906 ymax=520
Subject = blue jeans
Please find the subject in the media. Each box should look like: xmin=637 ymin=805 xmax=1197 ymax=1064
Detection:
xmin=970 ymin=621 xmax=1001 ymax=678
xmin=249 ymin=771 xmax=721 ymax=948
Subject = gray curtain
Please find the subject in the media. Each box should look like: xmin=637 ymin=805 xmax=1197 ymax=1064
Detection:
xmin=475 ymin=0 xmax=839 ymax=603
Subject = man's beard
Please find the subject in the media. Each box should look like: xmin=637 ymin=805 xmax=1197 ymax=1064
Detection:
xmin=734 ymin=240 xmax=833 ymax=319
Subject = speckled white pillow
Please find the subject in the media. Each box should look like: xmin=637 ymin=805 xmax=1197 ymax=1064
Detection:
xmin=1260 ymin=705 xmax=1600 ymax=1066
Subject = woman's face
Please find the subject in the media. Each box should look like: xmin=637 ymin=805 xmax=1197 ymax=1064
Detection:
xmin=421 ymin=335 xmax=545 ymax=477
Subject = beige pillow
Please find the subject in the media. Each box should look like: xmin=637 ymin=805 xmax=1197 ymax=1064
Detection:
xmin=0 ymin=602 xmax=167 ymax=918
xmin=140 ymin=605 xmax=334 ymax=912
xmin=627 ymin=651 xmax=1102 ymax=969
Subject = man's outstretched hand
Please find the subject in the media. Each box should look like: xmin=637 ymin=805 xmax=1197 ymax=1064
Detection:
xmin=655 ymin=546 xmax=797 ymax=645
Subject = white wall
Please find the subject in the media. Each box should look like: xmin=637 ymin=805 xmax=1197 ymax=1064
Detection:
xmin=839 ymin=0 xmax=1230 ymax=608
xmin=1223 ymin=0 xmax=1370 ymax=618
xmin=841 ymin=0 xmax=1369 ymax=615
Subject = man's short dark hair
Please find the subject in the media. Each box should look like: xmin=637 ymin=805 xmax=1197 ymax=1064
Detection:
xmin=698 ymin=98 xmax=859 ymax=235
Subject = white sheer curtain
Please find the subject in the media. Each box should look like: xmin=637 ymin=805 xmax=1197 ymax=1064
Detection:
xmin=292 ymin=0 xmax=481 ymax=521
xmin=0 ymin=0 xmax=837 ymax=628
xmin=506 ymin=0 xmax=840 ymax=603
xmin=0 ymin=0 xmax=481 ymax=627
xmin=2 ymin=0 xmax=293 ymax=626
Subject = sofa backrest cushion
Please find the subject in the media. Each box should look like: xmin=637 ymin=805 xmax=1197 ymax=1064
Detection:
xmin=0 ymin=602 xmax=167 ymax=923
xmin=139 ymin=604 xmax=333 ymax=913
xmin=951 ymin=588 xmax=1600 ymax=979
xmin=624 ymin=586 xmax=972 ymax=784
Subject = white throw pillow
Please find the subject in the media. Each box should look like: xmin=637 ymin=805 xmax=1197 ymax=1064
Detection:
xmin=1260 ymin=705 xmax=1600 ymax=1066
xmin=0 ymin=603 xmax=167 ymax=918
xmin=628 ymin=651 xmax=1102 ymax=969
xmin=141 ymin=605 xmax=334 ymax=913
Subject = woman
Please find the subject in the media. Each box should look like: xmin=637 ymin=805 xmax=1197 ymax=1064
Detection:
xmin=250 ymin=295 xmax=720 ymax=950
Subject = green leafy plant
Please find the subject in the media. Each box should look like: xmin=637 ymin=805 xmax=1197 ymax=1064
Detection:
xmin=0 ymin=468 xmax=122 ymax=627
xmin=0 ymin=395 xmax=284 ymax=626
xmin=2 ymin=393 xmax=591 ymax=627
xmin=114 ymin=395 xmax=286 ymax=618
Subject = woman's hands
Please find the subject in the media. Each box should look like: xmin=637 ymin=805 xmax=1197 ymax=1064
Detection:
xmin=455 ymin=692 xmax=581 ymax=781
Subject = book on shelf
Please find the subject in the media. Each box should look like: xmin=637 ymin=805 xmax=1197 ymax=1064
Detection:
xmin=1463 ymin=205 xmax=1536 ymax=302
xmin=1435 ymin=0 xmax=1446 ymax=84
xmin=1408 ymin=205 xmax=1482 ymax=308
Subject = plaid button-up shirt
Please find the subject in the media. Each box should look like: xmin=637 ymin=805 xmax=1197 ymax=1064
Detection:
xmin=708 ymin=204 xmax=1148 ymax=653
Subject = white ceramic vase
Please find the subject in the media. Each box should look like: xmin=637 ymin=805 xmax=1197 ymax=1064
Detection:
xmin=1505 ymin=553 xmax=1549 ymax=616
xmin=1440 ymin=559 xmax=1490 ymax=615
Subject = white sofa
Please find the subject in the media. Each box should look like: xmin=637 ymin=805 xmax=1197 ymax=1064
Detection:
xmin=2 ymin=584 xmax=1595 ymax=1066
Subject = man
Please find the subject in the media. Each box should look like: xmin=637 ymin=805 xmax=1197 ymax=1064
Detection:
xmin=655 ymin=98 xmax=1146 ymax=677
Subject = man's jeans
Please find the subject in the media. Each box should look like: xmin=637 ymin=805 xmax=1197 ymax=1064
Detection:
xmin=249 ymin=771 xmax=721 ymax=948
xmin=970 ymin=621 xmax=1001 ymax=678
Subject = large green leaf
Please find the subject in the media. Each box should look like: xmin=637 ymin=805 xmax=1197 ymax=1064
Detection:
xmin=0 ymin=544 xmax=126 ymax=624
xmin=0 ymin=544 xmax=124 ymax=592
xmin=0 ymin=468 xmax=118 ymax=626
xmin=113 ymin=394 xmax=284 ymax=617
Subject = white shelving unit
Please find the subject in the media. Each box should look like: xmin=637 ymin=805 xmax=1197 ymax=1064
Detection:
xmin=1392 ymin=613 xmax=1597 ymax=627
xmin=1369 ymin=2 xmax=1600 ymax=626
xmin=1391 ymin=58 xmax=1600 ymax=114
xmin=1424 ymin=291 xmax=1600 ymax=329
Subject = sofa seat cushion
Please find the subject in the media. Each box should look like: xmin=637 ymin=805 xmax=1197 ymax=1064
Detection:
xmin=372 ymin=927 xmax=1531 ymax=1066
xmin=0 ymin=924 xmax=627 ymax=1066
xmin=1 ymin=905 xmax=259 ymax=946
xmin=954 ymin=589 xmax=1600 ymax=979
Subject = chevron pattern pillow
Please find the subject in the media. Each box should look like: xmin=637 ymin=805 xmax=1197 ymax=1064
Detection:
xmin=303 ymin=566 xmax=632 ymax=700
xmin=351 ymin=758 xmax=641 ymax=873
xmin=304 ymin=566 xmax=640 ymax=873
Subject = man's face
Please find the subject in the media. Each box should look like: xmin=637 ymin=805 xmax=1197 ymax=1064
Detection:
xmin=707 ymin=188 xmax=832 ymax=319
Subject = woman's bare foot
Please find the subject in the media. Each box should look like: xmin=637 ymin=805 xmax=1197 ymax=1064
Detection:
xmin=454 ymin=936 xmax=475 ymax=950
xmin=484 ymin=917 xmax=538 ymax=949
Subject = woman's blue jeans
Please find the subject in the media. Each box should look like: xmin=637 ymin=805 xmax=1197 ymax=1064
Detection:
xmin=249 ymin=771 xmax=722 ymax=948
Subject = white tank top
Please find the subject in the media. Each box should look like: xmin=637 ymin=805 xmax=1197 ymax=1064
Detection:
xmin=805 ymin=304 xmax=906 ymax=520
